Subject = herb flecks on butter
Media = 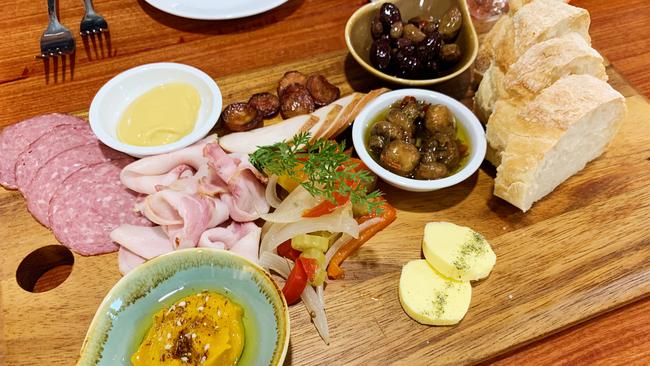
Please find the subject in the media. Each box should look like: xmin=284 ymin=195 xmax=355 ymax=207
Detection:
xmin=452 ymin=231 xmax=489 ymax=272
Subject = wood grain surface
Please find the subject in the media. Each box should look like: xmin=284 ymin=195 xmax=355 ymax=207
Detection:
xmin=1 ymin=0 xmax=649 ymax=365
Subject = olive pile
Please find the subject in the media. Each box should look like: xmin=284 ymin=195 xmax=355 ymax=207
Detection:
xmin=369 ymin=3 xmax=463 ymax=79
xmin=367 ymin=96 xmax=467 ymax=180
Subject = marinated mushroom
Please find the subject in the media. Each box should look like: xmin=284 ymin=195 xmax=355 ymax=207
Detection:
xmin=424 ymin=104 xmax=454 ymax=135
xmin=248 ymin=92 xmax=280 ymax=119
xmin=380 ymin=140 xmax=421 ymax=176
xmin=365 ymin=96 xmax=468 ymax=180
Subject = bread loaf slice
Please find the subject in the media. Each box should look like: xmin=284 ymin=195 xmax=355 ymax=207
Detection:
xmin=475 ymin=32 xmax=606 ymax=122
xmin=490 ymin=75 xmax=626 ymax=211
xmin=495 ymin=0 xmax=591 ymax=70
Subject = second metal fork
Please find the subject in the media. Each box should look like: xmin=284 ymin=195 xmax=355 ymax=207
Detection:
xmin=80 ymin=0 xmax=109 ymax=35
xmin=39 ymin=0 xmax=76 ymax=58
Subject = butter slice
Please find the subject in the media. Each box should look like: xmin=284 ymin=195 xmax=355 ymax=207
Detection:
xmin=423 ymin=222 xmax=496 ymax=281
xmin=399 ymin=260 xmax=472 ymax=325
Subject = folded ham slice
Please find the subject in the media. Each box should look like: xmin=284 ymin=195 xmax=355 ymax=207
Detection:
xmin=120 ymin=136 xmax=216 ymax=195
xmin=199 ymin=222 xmax=261 ymax=263
xmin=204 ymin=144 xmax=269 ymax=221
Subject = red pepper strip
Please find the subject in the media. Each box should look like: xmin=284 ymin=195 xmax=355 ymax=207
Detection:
xmin=302 ymin=192 xmax=349 ymax=218
xmin=277 ymin=240 xmax=301 ymax=261
xmin=299 ymin=256 xmax=319 ymax=283
xmin=326 ymin=202 xmax=397 ymax=279
xmin=282 ymin=258 xmax=308 ymax=305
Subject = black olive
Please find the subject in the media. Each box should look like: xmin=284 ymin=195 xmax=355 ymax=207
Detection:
xmin=394 ymin=52 xmax=421 ymax=79
xmin=379 ymin=3 xmax=402 ymax=27
xmin=379 ymin=140 xmax=420 ymax=176
xmin=417 ymin=32 xmax=443 ymax=62
xmin=423 ymin=59 xmax=440 ymax=78
xmin=370 ymin=39 xmax=392 ymax=71
xmin=370 ymin=15 xmax=384 ymax=40
xmin=395 ymin=38 xmax=416 ymax=56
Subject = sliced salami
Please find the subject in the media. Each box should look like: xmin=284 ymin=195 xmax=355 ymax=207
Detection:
xmin=25 ymin=142 xmax=128 ymax=227
xmin=0 ymin=114 xmax=85 ymax=189
xmin=14 ymin=123 xmax=96 ymax=192
xmin=48 ymin=159 xmax=151 ymax=256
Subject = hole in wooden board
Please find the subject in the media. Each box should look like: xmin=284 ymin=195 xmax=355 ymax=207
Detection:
xmin=16 ymin=245 xmax=74 ymax=293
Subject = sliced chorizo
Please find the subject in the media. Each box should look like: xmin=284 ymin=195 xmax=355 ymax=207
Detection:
xmin=306 ymin=75 xmax=341 ymax=107
xmin=221 ymin=102 xmax=262 ymax=132
xmin=280 ymin=84 xmax=315 ymax=119
xmin=248 ymin=92 xmax=280 ymax=119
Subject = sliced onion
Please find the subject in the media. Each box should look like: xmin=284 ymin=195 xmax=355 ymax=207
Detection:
xmin=301 ymin=283 xmax=330 ymax=345
xmin=261 ymin=204 xmax=359 ymax=253
xmin=316 ymin=283 xmax=325 ymax=308
xmin=259 ymin=251 xmax=292 ymax=278
xmin=324 ymin=217 xmax=382 ymax=266
xmin=264 ymin=175 xmax=283 ymax=209
xmin=260 ymin=185 xmax=320 ymax=223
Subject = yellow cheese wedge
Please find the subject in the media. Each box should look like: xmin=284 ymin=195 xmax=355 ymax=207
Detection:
xmin=423 ymin=222 xmax=496 ymax=282
xmin=399 ymin=260 xmax=472 ymax=325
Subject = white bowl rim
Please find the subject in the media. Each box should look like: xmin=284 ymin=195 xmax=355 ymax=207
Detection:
xmin=89 ymin=62 xmax=222 ymax=157
xmin=352 ymin=88 xmax=486 ymax=192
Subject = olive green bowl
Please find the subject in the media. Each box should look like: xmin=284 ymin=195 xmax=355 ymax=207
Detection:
xmin=345 ymin=0 xmax=478 ymax=86
xmin=77 ymin=249 xmax=290 ymax=366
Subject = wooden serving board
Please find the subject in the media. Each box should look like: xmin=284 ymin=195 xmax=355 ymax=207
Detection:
xmin=1 ymin=49 xmax=650 ymax=365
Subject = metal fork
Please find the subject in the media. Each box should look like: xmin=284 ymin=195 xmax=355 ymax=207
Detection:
xmin=80 ymin=0 xmax=109 ymax=35
xmin=39 ymin=0 xmax=76 ymax=58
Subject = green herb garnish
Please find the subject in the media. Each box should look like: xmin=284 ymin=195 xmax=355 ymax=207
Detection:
xmin=249 ymin=132 xmax=383 ymax=214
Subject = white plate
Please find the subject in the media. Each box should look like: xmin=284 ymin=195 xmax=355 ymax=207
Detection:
xmin=144 ymin=0 xmax=289 ymax=20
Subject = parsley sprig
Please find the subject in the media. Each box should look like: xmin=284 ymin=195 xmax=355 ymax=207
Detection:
xmin=249 ymin=132 xmax=383 ymax=214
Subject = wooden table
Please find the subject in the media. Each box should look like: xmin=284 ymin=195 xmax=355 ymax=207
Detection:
xmin=1 ymin=0 xmax=649 ymax=364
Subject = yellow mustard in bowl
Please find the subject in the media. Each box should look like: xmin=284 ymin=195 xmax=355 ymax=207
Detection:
xmin=117 ymin=83 xmax=201 ymax=147
xmin=131 ymin=291 xmax=244 ymax=366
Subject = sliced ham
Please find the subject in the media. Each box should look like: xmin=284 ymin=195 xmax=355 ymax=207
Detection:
xmin=204 ymin=144 xmax=269 ymax=221
xmin=14 ymin=123 xmax=96 ymax=192
xmin=24 ymin=142 xmax=127 ymax=226
xmin=118 ymin=247 xmax=146 ymax=275
xmin=49 ymin=159 xmax=150 ymax=256
xmin=199 ymin=222 xmax=262 ymax=263
xmin=139 ymin=190 xmax=229 ymax=249
xmin=111 ymin=225 xmax=174 ymax=259
xmin=0 ymin=113 xmax=85 ymax=189
xmin=120 ymin=136 xmax=217 ymax=195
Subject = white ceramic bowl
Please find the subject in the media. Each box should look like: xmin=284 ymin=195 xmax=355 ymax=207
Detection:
xmin=352 ymin=89 xmax=486 ymax=192
xmin=89 ymin=62 xmax=222 ymax=157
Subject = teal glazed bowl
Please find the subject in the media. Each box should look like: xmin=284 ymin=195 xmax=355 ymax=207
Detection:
xmin=77 ymin=249 xmax=290 ymax=365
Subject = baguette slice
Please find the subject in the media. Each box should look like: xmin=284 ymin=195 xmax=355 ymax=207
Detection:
xmin=475 ymin=32 xmax=606 ymax=122
xmin=490 ymin=75 xmax=626 ymax=211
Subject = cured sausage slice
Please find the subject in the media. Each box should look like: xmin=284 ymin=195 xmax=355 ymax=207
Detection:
xmin=0 ymin=114 xmax=85 ymax=189
xmin=306 ymin=75 xmax=341 ymax=107
xmin=280 ymin=84 xmax=315 ymax=119
xmin=25 ymin=142 xmax=128 ymax=227
xmin=14 ymin=123 xmax=96 ymax=192
xmin=48 ymin=159 xmax=151 ymax=256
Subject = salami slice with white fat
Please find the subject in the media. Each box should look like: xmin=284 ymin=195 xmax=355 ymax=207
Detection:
xmin=48 ymin=159 xmax=151 ymax=256
xmin=0 ymin=113 xmax=85 ymax=189
xmin=14 ymin=123 xmax=96 ymax=192
xmin=25 ymin=142 xmax=129 ymax=227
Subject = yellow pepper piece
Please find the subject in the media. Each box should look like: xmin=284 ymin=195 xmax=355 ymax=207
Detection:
xmin=291 ymin=234 xmax=330 ymax=253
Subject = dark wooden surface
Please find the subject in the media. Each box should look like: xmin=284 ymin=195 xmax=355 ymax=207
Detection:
xmin=1 ymin=0 xmax=649 ymax=364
